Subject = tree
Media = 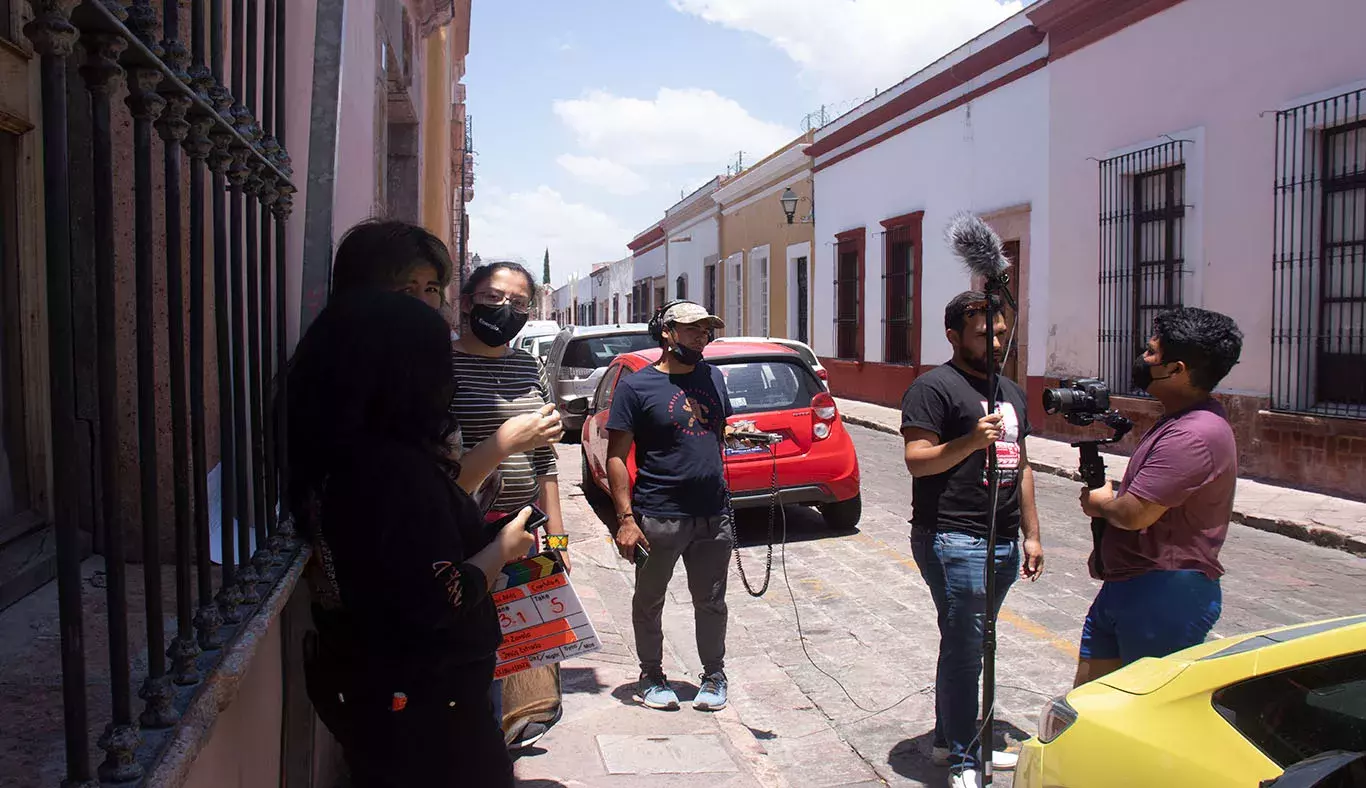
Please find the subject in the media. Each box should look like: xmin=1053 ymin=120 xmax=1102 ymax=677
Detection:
xmin=542 ymin=248 xmax=551 ymax=285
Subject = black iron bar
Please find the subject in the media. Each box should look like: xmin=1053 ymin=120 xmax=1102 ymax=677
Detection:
xmin=245 ymin=0 xmax=269 ymax=571
xmin=228 ymin=0 xmax=260 ymax=603
xmin=159 ymin=0 xmax=202 ymax=687
xmin=26 ymin=6 xmax=97 ymax=784
xmin=260 ymin=0 xmax=278 ymax=548
xmin=123 ymin=0 xmax=178 ymax=729
xmin=76 ymin=26 xmax=141 ymax=781
xmin=187 ymin=0 xmax=224 ymax=650
xmin=272 ymin=0 xmax=292 ymax=535
xmin=209 ymin=0 xmax=243 ymax=621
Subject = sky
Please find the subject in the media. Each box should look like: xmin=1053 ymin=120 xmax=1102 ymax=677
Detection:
xmin=465 ymin=0 xmax=1025 ymax=288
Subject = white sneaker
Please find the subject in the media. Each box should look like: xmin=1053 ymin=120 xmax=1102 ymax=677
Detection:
xmin=931 ymin=747 xmax=1017 ymax=770
xmin=949 ymin=769 xmax=981 ymax=788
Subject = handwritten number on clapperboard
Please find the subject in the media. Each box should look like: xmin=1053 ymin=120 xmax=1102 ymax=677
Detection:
xmin=499 ymin=612 xmax=514 ymax=629
xmin=550 ymin=597 xmax=565 ymax=615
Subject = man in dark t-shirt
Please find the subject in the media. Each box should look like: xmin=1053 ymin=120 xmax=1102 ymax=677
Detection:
xmin=1075 ymin=307 xmax=1242 ymax=687
xmin=607 ymin=301 xmax=734 ymax=713
xmin=900 ymin=291 xmax=1044 ymax=786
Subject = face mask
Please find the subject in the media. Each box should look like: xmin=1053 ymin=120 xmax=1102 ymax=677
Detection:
xmin=1132 ymin=355 xmax=1175 ymax=391
xmin=669 ymin=343 xmax=704 ymax=366
xmin=468 ymin=304 xmax=527 ymax=347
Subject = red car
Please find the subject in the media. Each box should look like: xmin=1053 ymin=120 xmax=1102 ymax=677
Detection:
xmin=576 ymin=341 xmax=862 ymax=529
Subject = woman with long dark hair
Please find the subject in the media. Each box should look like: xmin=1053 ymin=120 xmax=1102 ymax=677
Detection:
xmin=289 ymin=290 xmax=533 ymax=786
xmin=450 ymin=260 xmax=569 ymax=748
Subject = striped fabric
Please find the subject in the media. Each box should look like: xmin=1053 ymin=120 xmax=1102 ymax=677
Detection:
xmin=449 ymin=348 xmax=558 ymax=511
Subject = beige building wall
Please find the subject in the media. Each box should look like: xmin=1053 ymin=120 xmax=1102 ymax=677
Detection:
xmin=717 ymin=160 xmax=815 ymax=339
xmin=421 ymin=27 xmax=454 ymax=247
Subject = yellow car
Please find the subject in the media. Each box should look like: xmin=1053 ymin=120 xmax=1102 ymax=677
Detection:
xmin=1016 ymin=614 xmax=1366 ymax=788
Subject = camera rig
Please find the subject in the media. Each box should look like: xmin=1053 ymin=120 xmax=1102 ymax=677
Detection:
xmin=1047 ymin=384 xmax=1134 ymax=576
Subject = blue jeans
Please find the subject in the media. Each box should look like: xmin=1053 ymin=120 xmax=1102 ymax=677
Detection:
xmin=911 ymin=530 xmax=1020 ymax=773
xmin=1079 ymin=570 xmax=1222 ymax=663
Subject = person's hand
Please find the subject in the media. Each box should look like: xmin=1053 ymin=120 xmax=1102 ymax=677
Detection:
xmin=1021 ymin=538 xmax=1044 ymax=581
xmin=966 ymin=413 xmax=1004 ymax=450
xmin=495 ymin=507 xmax=537 ymax=563
xmin=494 ymin=403 xmax=563 ymax=454
xmin=1079 ymin=482 xmax=1114 ymax=518
xmin=614 ymin=515 xmax=649 ymax=561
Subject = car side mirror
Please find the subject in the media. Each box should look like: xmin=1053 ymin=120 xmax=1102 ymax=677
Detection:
xmin=564 ymin=397 xmax=589 ymax=416
xmin=1260 ymin=751 xmax=1366 ymax=788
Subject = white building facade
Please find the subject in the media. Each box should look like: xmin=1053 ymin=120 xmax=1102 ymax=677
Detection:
xmin=809 ymin=12 xmax=1050 ymax=407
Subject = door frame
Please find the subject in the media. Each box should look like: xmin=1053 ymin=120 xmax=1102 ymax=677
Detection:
xmin=980 ymin=204 xmax=1032 ymax=387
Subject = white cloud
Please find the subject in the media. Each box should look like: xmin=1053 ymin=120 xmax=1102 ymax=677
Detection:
xmin=553 ymin=88 xmax=796 ymax=168
xmin=555 ymin=154 xmax=650 ymax=196
xmin=468 ymin=186 xmax=631 ymax=284
xmin=671 ymin=0 xmax=1024 ymax=101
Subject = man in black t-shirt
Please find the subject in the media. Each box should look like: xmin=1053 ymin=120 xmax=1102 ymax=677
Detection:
xmin=607 ymin=301 xmax=734 ymax=713
xmin=900 ymin=291 xmax=1045 ymax=788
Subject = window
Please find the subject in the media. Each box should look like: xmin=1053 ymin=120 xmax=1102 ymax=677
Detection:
xmin=654 ymin=286 xmax=665 ymax=314
xmin=834 ymin=230 xmax=864 ymax=360
xmin=750 ymin=252 xmax=769 ymax=336
xmin=715 ymin=359 xmax=823 ymax=416
xmin=0 ymin=133 xmax=26 ymax=521
xmin=795 ymin=256 xmax=809 ymax=345
xmin=724 ymin=253 xmax=743 ymax=335
xmin=612 ymin=294 xmax=619 ymax=324
xmin=1273 ymin=90 xmax=1366 ymax=416
xmin=705 ymin=264 xmax=717 ymax=317
xmin=592 ymin=365 xmax=623 ymax=414
xmin=561 ymin=333 xmax=658 ymax=370
xmin=1213 ymin=650 xmax=1366 ymax=769
xmin=1098 ymin=140 xmax=1188 ymax=394
xmin=676 ymin=274 xmax=687 ymax=300
xmin=881 ymin=212 xmax=923 ymax=366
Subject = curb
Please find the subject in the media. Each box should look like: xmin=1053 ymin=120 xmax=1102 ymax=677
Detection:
xmin=840 ymin=413 xmax=1366 ymax=557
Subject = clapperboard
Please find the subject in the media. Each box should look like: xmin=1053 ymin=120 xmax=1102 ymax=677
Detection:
xmin=491 ymin=553 xmax=601 ymax=679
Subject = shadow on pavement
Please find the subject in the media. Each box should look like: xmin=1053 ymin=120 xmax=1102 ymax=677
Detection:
xmin=887 ymin=720 xmax=1031 ymax=784
xmin=515 ymin=780 xmax=569 ymax=787
xmin=560 ymin=666 xmax=609 ymax=695
xmin=608 ymin=678 xmax=701 ymax=708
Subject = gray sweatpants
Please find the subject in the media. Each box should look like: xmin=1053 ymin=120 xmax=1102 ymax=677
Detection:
xmin=633 ymin=514 xmax=733 ymax=677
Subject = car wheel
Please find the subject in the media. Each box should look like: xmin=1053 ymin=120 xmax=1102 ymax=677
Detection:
xmin=819 ymin=494 xmax=861 ymax=530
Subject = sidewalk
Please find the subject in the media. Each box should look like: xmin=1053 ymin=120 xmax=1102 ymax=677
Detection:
xmin=835 ymin=398 xmax=1366 ymax=556
xmin=513 ymin=478 xmax=886 ymax=788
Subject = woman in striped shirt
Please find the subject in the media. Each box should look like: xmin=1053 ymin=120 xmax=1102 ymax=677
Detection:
xmin=451 ymin=260 xmax=569 ymax=749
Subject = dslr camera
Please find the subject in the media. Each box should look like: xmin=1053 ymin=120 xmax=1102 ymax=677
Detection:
xmin=1042 ymin=378 xmax=1110 ymax=417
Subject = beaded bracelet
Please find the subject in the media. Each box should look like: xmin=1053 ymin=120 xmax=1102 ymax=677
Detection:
xmin=544 ymin=534 xmax=569 ymax=551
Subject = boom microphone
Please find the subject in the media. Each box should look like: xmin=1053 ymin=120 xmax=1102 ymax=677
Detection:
xmin=946 ymin=211 xmax=1011 ymax=283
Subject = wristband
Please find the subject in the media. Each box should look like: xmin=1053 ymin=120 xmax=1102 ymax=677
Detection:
xmin=616 ymin=511 xmax=636 ymax=522
xmin=544 ymin=534 xmax=569 ymax=551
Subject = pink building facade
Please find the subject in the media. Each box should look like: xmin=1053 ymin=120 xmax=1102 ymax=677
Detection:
xmin=1036 ymin=0 xmax=1366 ymax=497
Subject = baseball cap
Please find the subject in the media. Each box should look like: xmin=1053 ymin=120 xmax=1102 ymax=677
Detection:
xmin=662 ymin=301 xmax=725 ymax=330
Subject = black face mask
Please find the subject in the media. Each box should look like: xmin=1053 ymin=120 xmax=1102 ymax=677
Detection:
xmin=669 ymin=343 xmax=704 ymax=366
xmin=468 ymin=304 xmax=527 ymax=347
xmin=1132 ymin=355 xmax=1175 ymax=391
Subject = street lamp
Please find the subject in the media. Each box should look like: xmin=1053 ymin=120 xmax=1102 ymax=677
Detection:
xmin=780 ymin=187 xmax=799 ymax=224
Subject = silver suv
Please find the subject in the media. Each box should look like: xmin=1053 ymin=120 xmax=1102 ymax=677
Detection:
xmin=543 ymin=324 xmax=655 ymax=433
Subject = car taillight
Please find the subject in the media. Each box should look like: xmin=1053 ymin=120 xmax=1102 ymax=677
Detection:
xmin=811 ymin=393 xmax=837 ymax=440
xmin=1037 ymin=696 xmax=1078 ymax=744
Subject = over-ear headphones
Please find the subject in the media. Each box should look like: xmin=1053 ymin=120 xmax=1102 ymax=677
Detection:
xmin=648 ymin=299 xmax=697 ymax=344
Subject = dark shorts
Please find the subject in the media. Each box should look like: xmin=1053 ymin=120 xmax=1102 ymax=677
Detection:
xmin=1079 ymin=570 xmax=1222 ymax=664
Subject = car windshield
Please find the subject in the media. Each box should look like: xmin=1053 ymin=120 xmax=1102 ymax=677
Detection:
xmin=562 ymin=333 xmax=656 ymax=369
xmin=717 ymin=358 xmax=822 ymax=415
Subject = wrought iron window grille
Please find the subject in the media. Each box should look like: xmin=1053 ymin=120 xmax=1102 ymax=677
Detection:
xmin=1272 ymin=88 xmax=1366 ymax=418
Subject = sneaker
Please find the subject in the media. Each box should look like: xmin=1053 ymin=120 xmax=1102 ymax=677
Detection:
xmin=693 ymin=671 xmax=728 ymax=711
xmin=508 ymin=721 xmax=548 ymax=751
xmin=949 ymin=769 xmax=982 ymax=788
xmin=634 ymin=672 xmax=680 ymax=710
xmin=931 ymin=747 xmax=1017 ymax=770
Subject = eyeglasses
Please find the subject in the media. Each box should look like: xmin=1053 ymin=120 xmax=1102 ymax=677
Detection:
xmin=472 ymin=290 xmax=532 ymax=314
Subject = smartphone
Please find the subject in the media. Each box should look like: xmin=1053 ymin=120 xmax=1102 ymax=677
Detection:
xmin=486 ymin=505 xmax=549 ymax=538
xmin=633 ymin=544 xmax=649 ymax=567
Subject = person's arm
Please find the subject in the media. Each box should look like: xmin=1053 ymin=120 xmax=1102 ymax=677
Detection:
xmin=537 ymin=476 xmax=570 ymax=572
xmin=900 ymin=378 xmax=999 ymax=477
xmin=606 ymin=430 xmax=648 ymax=558
xmin=1080 ymin=431 xmax=1210 ymax=531
xmin=1019 ymin=441 xmax=1044 ymax=579
xmin=453 ymin=404 xmax=562 ymax=493
xmin=462 ymin=509 xmax=537 ymax=591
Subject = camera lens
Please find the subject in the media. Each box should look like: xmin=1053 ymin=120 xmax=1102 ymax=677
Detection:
xmin=1042 ymin=387 xmax=1068 ymax=414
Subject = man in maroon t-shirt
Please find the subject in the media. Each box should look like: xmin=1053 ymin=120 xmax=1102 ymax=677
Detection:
xmin=1076 ymin=307 xmax=1243 ymax=686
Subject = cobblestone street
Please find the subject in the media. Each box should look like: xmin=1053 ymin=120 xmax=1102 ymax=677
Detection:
xmin=514 ymin=425 xmax=1366 ymax=788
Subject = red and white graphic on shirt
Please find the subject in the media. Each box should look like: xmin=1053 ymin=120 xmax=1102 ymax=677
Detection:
xmin=978 ymin=400 xmax=1022 ymax=487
